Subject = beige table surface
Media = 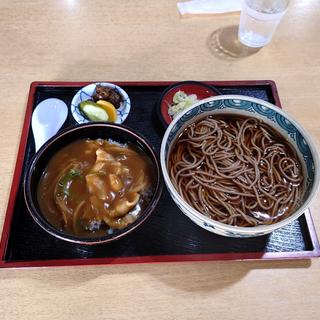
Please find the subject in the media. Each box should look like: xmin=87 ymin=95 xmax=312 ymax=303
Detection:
xmin=1 ymin=0 xmax=320 ymax=319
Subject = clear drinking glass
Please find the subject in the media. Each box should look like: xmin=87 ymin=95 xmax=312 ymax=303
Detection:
xmin=238 ymin=0 xmax=290 ymax=48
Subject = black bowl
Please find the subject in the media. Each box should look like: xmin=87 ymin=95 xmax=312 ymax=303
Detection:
xmin=24 ymin=122 xmax=163 ymax=245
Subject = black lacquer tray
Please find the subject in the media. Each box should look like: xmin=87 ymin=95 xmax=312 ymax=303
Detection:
xmin=0 ymin=81 xmax=319 ymax=268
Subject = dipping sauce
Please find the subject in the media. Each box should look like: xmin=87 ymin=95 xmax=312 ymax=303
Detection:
xmin=37 ymin=139 xmax=155 ymax=237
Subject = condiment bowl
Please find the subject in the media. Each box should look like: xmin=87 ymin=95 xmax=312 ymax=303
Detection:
xmin=160 ymin=95 xmax=319 ymax=238
xmin=24 ymin=122 xmax=162 ymax=244
xmin=71 ymin=82 xmax=131 ymax=124
xmin=156 ymin=81 xmax=220 ymax=128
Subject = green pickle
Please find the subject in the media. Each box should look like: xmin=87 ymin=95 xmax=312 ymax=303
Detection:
xmin=79 ymin=101 xmax=109 ymax=121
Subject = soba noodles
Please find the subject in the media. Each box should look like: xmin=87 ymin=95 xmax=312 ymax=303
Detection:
xmin=168 ymin=115 xmax=303 ymax=227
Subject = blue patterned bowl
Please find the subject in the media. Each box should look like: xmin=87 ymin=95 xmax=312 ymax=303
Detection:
xmin=71 ymin=82 xmax=131 ymax=124
xmin=160 ymin=95 xmax=320 ymax=238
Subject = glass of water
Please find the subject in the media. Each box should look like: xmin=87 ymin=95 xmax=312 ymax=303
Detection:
xmin=238 ymin=0 xmax=290 ymax=48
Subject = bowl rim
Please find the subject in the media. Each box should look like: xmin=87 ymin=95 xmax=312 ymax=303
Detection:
xmin=160 ymin=94 xmax=320 ymax=235
xmin=70 ymin=82 xmax=131 ymax=125
xmin=24 ymin=122 xmax=163 ymax=244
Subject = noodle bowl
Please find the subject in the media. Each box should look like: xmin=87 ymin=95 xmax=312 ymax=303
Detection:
xmin=160 ymin=95 xmax=319 ymax=238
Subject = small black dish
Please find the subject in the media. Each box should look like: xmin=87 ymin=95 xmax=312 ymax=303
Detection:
xmin=156 ymin=80 xmax=222 ymax=129
xmin=24 ymin=122 xmax=163 ymax=245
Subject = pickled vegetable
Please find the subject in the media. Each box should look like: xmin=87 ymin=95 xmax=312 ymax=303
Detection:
xmin=79 ymin=101 xmax=109 ymax=121
xmin=96 ymin=100 xmax=118 ymax=122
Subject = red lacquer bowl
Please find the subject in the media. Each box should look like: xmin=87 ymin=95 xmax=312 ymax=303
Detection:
xmin=157 ymin=81 xmax=221 ymax=128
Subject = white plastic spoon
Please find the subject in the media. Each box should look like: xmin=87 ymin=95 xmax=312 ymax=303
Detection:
xmin=31 ymin=98 xmax=68 ymax=152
